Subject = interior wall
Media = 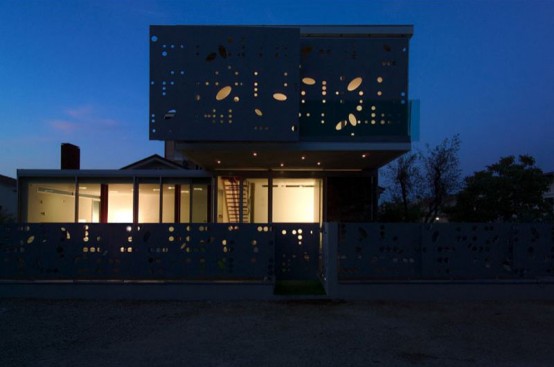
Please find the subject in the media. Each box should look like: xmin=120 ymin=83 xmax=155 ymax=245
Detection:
xmin=27 ymin=183 xmax=75 ymax=223
xmin=272 ymin=179 xmax=321 ymax=223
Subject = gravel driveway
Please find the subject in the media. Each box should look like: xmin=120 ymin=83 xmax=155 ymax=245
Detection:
xmin=1 ymin=299 xmax=553 ymax=366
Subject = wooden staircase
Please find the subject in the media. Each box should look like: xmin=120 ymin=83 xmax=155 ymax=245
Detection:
xmin=222 ymin=178 xmax=250 ymax=223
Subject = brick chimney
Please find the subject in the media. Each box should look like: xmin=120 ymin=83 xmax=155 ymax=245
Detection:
xmin=61 ymin=143 xmax=80 ymax=169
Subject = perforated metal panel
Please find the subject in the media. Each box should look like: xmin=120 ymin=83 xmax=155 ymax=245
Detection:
xmin=338 ymin=223 xmax=421 ymax=280
xmin=420 ymin=224 xmax=513 ymax=279
xmin=150 ymin=26 xmax=300 ymax=142
xmin=337 ymin=223 xmax=554 ymax=281
xmin=274 ymin=223 xmax=321 ymax=280
xmin=0 ymin=223 xmax=274 ymax=281
xmin=299 ymin=38 xmax=409 ymax=140
xmin=512 ymin=224 xmax=554 ymax=277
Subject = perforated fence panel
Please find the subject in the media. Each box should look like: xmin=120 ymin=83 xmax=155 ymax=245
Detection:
xmin=0 ymin=223 xmax=274 ymax=281
xmin=338 ymin=223 xmax=554 ymax=281
xmin=274 ymin=223 xmax=321 ymax=280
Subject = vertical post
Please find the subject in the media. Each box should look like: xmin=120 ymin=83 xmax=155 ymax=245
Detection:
xmin=158 ymin=177 xmax=163 ymax=223
xmin=211 ymin=176 xmax=218 ymax=223
xmin=323 ymin=222 xmax=339 ymax=298
xmin=238 ymin=178 xmax=244 ymax=223
xmin=74 ymin=176 xmax=79 ymax=223
xmin=207 ymin=181 xmax=213 ymax=223
xmin=189 ymin=183 xmax=193 ymax=223
xmin=100 ymin=184 xmax=108 ymax=223
xmin=322 ymin=176 xmax=328 ymax=223
xmin=174 ymin=184 xmax=181 ymax=223
xmin=132 ymin=177 xmax=138 ymax=225
xmin=268 ymin=174 xmax=273 ymax=224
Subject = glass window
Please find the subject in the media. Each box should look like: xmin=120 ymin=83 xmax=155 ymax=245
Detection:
xmin=138 ymin=183 xmax=160 ymax=223
xmin=162 ymin=184 xmax=176 ymax=223
xmin=107 ymin=183 xmax=133 ymax=223
xmin=78 ymin=183 xmax=101 ymax=223
xmin=192 ymin=184 xmax=208 ymax=223
xmin=272 ymin=178 xmax=322 ymax=223
xmin=248 ymin=178 xmax=268 ymax=223
xmin=217 ymin=177 xmax=268 ymax=223
xmin=26 ymin=182 xmax=76 ymax=223
xmin=179 ymin=184 xmax=191 ymax=223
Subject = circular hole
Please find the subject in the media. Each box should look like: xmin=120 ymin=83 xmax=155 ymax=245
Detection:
xmin=162 ymin=51 xmax=168 ymax=57
xmin=151 ymin=35 xmax=158 ymax=42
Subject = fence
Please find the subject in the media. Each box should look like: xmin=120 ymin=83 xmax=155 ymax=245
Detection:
xmin=1 ymin=222 xmax=553 ymax=285
xmin=334 ymin=223 xmax=554 ymax=281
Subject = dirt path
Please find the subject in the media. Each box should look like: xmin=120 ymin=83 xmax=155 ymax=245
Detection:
xmin=1 ymin=299 xmax=553 ymax=366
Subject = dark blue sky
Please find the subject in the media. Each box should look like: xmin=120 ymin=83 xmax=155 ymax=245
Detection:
xmin=1 ymin=0 xmax=553 ymax=177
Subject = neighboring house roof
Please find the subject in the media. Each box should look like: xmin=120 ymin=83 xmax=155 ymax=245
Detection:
xmin=121 ymin=154 xmax=186 ymax=170
xmin=0 ymin=174 xmax=16 ymax=187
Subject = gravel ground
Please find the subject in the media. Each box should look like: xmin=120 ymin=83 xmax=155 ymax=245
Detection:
xmin=1 ymin=299 xmax=553 ymax=367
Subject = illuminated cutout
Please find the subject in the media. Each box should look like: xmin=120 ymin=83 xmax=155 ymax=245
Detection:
xmin=216 ymin=86 xmax=232 ymax=101
xmin=347 ymin=77 xmax=363 ymax=91
xmin=356 ymin=105 xmax=362 ymax=111
xmin=254 ymin=108 xmax=263 ymax=116
xmin=377 ymin=76 xmax=383 ymax=83
xmin=302 ymin=77 xmax=316 ymax=85
xmin=335 ymin=121 xmax=345 ymax=131
xmin=348 ymin=113 xmax=357 ymax=126
xmin=273 ymin=93 xmax=287 ymax=101
xmin=233 ymin=96 xmax=240 ymax=102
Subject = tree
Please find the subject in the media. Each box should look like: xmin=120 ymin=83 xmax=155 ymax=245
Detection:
xmin=447 ymin=155 xmax=553 ymax=222
xmin=381 ymin=152 xmax=422 ymax=221
xmin=379 ymin=135 xmax=461 ymax=222
xmin=421 ymin=135 xmax=462 ymax=223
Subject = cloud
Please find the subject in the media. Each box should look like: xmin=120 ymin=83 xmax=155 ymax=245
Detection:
xmin=64 ymin=105 xmax=94 ymax=119
xmin=48 ymin=105 xmax=121 ymax=134
xmin=50 ymin=119 xmax=79 ymax=133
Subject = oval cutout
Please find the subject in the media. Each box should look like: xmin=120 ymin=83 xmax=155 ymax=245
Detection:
xmin=216 ymin=86 xmax=232 ymax=101
xmin=348 ymin=113 xmax=357 ymax=126
xmin=302 ymin=77 xmax=316 ymax=85
xmin=335 ymin=121 xmax=344 ymax=131
xmin=218 ymin=45 xmax=227 ymax=58
xmin=347 ymin=77 xmax=363 ymax=91
xmin=206 ymin=52 xmax=217 ymax=61
xmin=254 ymin=108 xmax=263 ymax=116
xmin=273 ymin=93 xmax=287 ymax=101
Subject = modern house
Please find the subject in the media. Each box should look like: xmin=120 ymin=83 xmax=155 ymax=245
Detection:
xmin=17 ymin=25 xmax=414 ymax=225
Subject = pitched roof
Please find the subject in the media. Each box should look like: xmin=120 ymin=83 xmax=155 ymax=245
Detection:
xmin=0 ymin=174 xmax=16 ymax=187
xmin=120 ymin=154 xmax=185 ymax=170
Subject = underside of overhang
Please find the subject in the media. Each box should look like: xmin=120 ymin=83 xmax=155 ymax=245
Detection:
xmin=175 ymin=141 xmax=411 ymax=171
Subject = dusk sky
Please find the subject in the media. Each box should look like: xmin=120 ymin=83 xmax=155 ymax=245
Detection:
xmin=1 ymin=0 xmax=553 ymax=178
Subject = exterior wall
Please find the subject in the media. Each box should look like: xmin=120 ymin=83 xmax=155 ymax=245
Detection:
xmin=149 ymin=26 xmax=411 ymax=145
xmin=0 ymin=182 xmax=17 ymax=219
xmin=326 ymin=175 xmax=378 ymax=222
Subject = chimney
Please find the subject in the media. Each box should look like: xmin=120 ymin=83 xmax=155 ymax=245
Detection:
xmin=61 ymin=143 xmax=80 ymax=169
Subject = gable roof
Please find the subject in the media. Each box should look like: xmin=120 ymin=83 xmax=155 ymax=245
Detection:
xmin=120 ymin=154 xmax=185 ymax=170
xmin=0 ymin=174 xmax=16 ymax=187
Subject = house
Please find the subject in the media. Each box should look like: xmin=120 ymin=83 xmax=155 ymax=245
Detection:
xmin=17 ymin=25 xmax=414 ymax=225
xmin=0 ymin=174 xmax=17 ymax=221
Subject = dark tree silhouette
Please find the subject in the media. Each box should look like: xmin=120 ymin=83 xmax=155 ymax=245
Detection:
xmin=448 ymin=155 xmax=553 ymax=222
